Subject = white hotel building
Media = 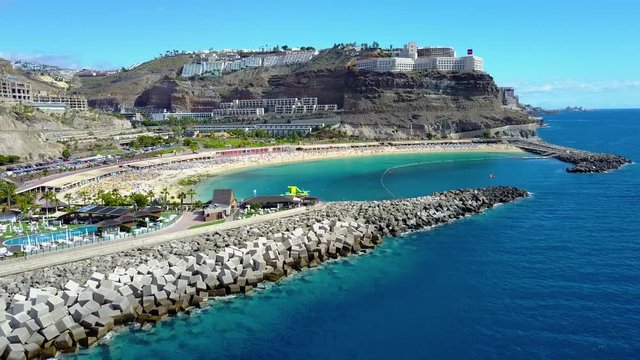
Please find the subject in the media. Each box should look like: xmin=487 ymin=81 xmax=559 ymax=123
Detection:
xmin=356 ymin=41 xmax=484 ymax=73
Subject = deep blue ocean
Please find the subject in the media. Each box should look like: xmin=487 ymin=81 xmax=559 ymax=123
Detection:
xmin=72 ymin=109 xmax=639 ymax=359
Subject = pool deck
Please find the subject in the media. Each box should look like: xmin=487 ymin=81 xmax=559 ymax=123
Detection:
xmin=0 ymin=205 xmax=313 ymax=278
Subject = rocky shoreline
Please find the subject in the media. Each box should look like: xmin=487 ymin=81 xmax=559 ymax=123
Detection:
xmin=0 ymin=187 xmax=527 ymax=359
xmin=510 ymin=139 xmax=631 ymax=173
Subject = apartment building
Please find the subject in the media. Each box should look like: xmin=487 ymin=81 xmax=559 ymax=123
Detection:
xmin=498 ymin=87 xmax=519 ymax=108
xmin=0 ymin=77 xmax=32 ymax=102
xmin=151 ymin=107 xmax=265 ymax=121
xmin=220 ymin=97 xmax=321 ymax=111
xmin=417 ymin=47 xmax=455 ymax=58
xmin=273 ymin=104 xmax=338 ymax=114
xmin=193 ymin=123 xmax=319 ymax=136
xmin=32 ymin=93 xmax=88 ymax=110
xmin=357 ymin=55 xmax=483 ymax=73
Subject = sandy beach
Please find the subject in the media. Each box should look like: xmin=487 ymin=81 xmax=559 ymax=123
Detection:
xmin=61 ymin=142 xmax=523 ymax=202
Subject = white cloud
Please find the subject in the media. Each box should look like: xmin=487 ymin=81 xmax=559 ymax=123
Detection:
xmin=0 ymin=52 xmax=116 ymax=70
xmin=503 ymin=78 xmax=640 ymax=108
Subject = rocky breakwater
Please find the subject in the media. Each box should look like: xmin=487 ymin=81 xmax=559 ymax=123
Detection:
xmin=0 ymin=187 xmax=527 ymax=359
xmin=511 ymin=140 xmax=631 ymax=173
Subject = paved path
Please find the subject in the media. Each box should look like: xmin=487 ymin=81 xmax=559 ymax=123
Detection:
xmin=0 ymin=207 xmax=311 ymax=278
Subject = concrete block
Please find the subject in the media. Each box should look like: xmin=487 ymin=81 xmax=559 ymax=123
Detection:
xmin=0 ymin=320 xmax=12 ymax=336
xmin=61 ymin=290 xmax=78 ymax=307
xmin=49 ymin=307 xmax=67 ymax=324
xmin=20 ymin=319 xmax=39 ymax=335
xmin=8 ymin=313 xmax=29 ymax=329
xmin=40 ymin=324 xmax=60 ymax=341
xmin=117 ymin=285 xmax=133 ymax=298
xmin=54 ymin=315 xmax=76 ymax=333
xmin=83 ymin=300 xmax=100 ymax=314
xmin=119 ymin=275 xmax=132 ymax=284
xmin=71 ymin=307 xmax=90 ymax=323
xmin=68 ymin=324 xmax=86 ymax=342
xmin=110 ymin=296 xmax=130 ymax=311
xmin=10 ymin=301 xmax=31 ymax=315
xmin=34 ymin=312 xmax=54 ymax=329
xmin=53 ymin=331 xmax=74 ymax=351
xmin=85 ymin=279 xmax=99 ymax=289
xmin=46 ymin=296 xmax=64 ymax=312
xmin=107 ymin=273 xmax=120 ymax=282
xmin=79 ymin=314 xmax=99 ymax=328
xmin=25 ymin=332 xmax=45 ymax=346
xmin=77 ymin=291 xmax=93 ymax=306
xmin=93 ymin=288 xmax=118 ymax=305
xmin=8 ymin=327 xmax=30 ymax=344
xmin=90 ymin=272 xmax=106 ymax=282
xmin=99 ymin=279 xmax=115 ymax=290
xmin=136 ymin=264 xmax=150 ymax=275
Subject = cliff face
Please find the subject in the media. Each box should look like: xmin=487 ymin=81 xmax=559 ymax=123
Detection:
xmin=68 ymin=49 xmax=534 ymax=138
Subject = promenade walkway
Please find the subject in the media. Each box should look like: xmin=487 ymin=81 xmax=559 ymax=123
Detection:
xmin=0 ymin=206 xmax=312 ymax=278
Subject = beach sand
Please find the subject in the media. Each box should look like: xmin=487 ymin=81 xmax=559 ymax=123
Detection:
xmin=61 ymin=142 xmax=523 ymax=202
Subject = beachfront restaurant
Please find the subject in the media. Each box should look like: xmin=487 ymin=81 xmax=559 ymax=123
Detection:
xmin=58 ymin=205 xmax=133 ymax=225
xmin=240 ymin=195 xmax=300 ymax=210
xmin=95 ymin=206 xmax=164 ymax=235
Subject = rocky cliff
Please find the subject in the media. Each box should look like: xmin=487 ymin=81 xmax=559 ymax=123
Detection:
xmin=0 ymin=103 xmax=131 ymax=161
xmin=68 ymin=49 xmax=534 ymax=138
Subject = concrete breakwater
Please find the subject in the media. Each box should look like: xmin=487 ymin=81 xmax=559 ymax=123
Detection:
xmin=0 ymin=187 xmax=527 ymax=359
xmin=511 ymin=139 xmax=631 ymax=173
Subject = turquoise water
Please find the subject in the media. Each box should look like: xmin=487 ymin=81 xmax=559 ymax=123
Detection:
xmin=3 ymin=226 xmax=97 ymax=246
xmin=71 ymin=109 xmax=639 ymax=359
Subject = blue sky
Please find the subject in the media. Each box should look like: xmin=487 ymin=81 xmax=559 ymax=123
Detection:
xmin=1 ymin=0 xmax=638 ymax=108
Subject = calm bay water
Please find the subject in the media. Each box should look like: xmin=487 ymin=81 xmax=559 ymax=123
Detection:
xmin=73 ymin=109 xmax=639 ymax=359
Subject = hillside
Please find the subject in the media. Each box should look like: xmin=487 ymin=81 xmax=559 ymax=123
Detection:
xmin=70 ymin=54 xmax=194 ymax=109
xmin=69 ymin=48 xmax=535 ymax=138
xmin=0 ymin=102 xmax=131 ymax=161
xmin=0 ymin=58 xmax=64 ymax=94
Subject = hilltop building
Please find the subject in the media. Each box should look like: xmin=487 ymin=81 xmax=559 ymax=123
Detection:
xmin=181 ymin=50 xmax=316 ymax=78
xmin=356 ymin=41 xmax=484 ymax=73
xmin=498 ymin=87 xmax=519 ymax=108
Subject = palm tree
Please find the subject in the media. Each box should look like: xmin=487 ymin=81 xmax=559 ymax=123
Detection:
xmin=160 ymin=187 xmax=170 ymax=208
xmin=177 ymin=192 xmax=187 ymax=210
xmin=186 ymin=189 xmax=196 ymax=209
xmin=79 ymin=189 xmax=90 ymax=206
xmin=43 ymin=190 xmax=58 ymax=218
xmin=146 ymin=190 xmax=155 ymax=204
xmin=0 ymin=181 xmax=17 ymax=209
xmin=42 ymin=168 xmax=49 ymax=177
xmin=63 ymin=193 xmax=73 ymax=210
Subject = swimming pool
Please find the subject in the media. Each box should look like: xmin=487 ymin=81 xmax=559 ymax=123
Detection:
xmin=3 ymin=226 xmax=98 ymax=247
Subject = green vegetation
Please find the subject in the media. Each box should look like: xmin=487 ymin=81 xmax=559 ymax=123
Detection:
xmin=146 ymin=146 xmax=183 ymax=157
xmin=10 ymin=103 xmax=35 ymax=117
xmin=93 ymin=189 xmax=150 ymax=209
xmin=188 ymin=219 xmax=224 ymax=229
xmin=177 ymin=175 xmax=207 ymax=186
xmin=131 ymin=135 xmax=170 ymax=149
xmin=0 ymin=155 xmax=20 ymax=165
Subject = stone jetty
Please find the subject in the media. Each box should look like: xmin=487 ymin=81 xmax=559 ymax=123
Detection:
xmin=511 ymin=139 xmax=631 ymax=173
xmin=0 ymin=186 xmax=527 ymax=359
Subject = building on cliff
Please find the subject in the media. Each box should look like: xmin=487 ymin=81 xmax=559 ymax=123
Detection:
xmin=180 ymin=50 xmax=316 ymax=78
xmin=356 ymin=55 xmax=483 ymax=72
xmin=358 ymin=41 xmax=483 ymax=73
xmin=498 ymin=87 xmax=519 ymax=108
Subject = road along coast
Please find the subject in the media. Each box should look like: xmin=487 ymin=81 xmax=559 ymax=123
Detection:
xmin=0 ymin=186 xmax=527 ymax=358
